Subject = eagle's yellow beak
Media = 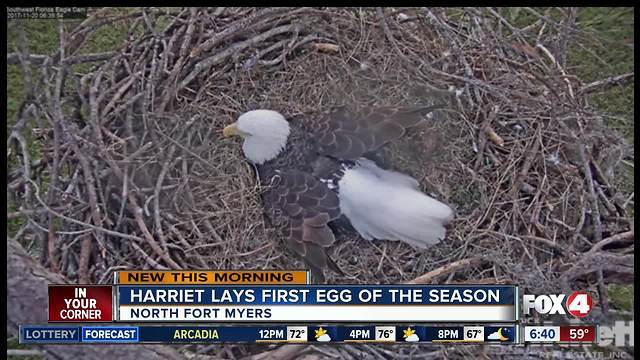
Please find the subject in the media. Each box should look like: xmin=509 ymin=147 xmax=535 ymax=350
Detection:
xmin=223 ymin=123 xmax=240 ymax=137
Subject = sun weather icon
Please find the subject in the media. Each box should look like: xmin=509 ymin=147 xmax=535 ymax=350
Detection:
xmin=403 ymin=327 xmax=419 ymax=342
xmin=315 ymin=327 xmax=331 ymax=342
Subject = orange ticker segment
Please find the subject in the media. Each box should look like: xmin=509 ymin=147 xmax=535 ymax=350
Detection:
xmin=116 ymin=270 xmax=309 ymax=285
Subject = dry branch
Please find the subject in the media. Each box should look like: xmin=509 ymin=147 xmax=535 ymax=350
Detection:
xmin=405 ymin=258 xmax=483 ymax=284
xmin=578 ymin=72 xmax=634 ymax=95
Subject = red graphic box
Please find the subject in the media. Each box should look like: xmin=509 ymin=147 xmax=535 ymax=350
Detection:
xmin=49 ymin=285 xmax=113 ymax=322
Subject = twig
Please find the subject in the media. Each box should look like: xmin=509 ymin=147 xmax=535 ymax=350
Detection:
xmin=587 ymin=231 xmax=634 ymax=254
xmin=7 ymin=51 xmax=117 ymax=65
xmin=127 ymin=192 xmax=181 ymax=270
xmin=78 ymin=215 xmax=93 ymax=283
xmin=405 ymin=257 xmax=483 ymax=284
xmin=578 ymin=72 xmax=634 ymax=95
xmin=556 ymin=7 xmax=577 ymax=67
xmin=577 ymin=143 xmax=603 ymax=243
xmin=521 ymin=235 xmax=570 ymax=256
xmin=13 ymin=23 xmax=34 ymax=99
xmin=130 ymin=241 xmax=170 ymax=270
xmin=154 ymin=147 xmax=178 ymax=251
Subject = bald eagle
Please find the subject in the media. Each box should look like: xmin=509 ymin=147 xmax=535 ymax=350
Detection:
xmin=224 ymin=106 xmax=453 ymax=282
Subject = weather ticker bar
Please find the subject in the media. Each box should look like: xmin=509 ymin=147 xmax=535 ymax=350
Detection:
xmin=20 ymin=324 xmax=518 ymax=344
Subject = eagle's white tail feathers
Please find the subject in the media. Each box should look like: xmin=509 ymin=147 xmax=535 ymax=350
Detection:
xmin=355 ymin=158 xmax=420 ymax=189
xmin=338 ymin=160 xmax=453 ymax=248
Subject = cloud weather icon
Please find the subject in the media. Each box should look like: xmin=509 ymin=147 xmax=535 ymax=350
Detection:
xmin=403 ymin=327 xmax=419 ymax=342
xmin=487 ymin=328 xmax=509 ymax=341
xmin=315 ymin=327 xmax=331 ymax=342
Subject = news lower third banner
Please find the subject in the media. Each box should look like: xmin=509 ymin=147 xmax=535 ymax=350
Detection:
xmin=47 ymin=271 xmax=517 ymax=323
xmin=115 ymin=285 xmax=518 ymax=322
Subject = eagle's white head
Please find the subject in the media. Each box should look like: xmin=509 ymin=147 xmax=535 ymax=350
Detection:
xmin=223 ymin=110 xmax=290 ymax=164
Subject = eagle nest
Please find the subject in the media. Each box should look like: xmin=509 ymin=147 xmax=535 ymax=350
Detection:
xmin=8 ymin=7 xmax=633 ymax=358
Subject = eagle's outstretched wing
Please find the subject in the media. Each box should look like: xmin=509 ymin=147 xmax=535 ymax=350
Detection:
xmin=310 ymin=105 xmax=444 ymax=160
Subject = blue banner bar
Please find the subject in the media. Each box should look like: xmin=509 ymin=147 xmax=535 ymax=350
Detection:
xmin=81 ymin=326 xmax=139 ymax=342
xmin=118 ymin=285 xmax=515 ymax=305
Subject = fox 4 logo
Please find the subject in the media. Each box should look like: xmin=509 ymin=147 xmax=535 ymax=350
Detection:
xmin=523 ymin=291 xmax=593 ymax=318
